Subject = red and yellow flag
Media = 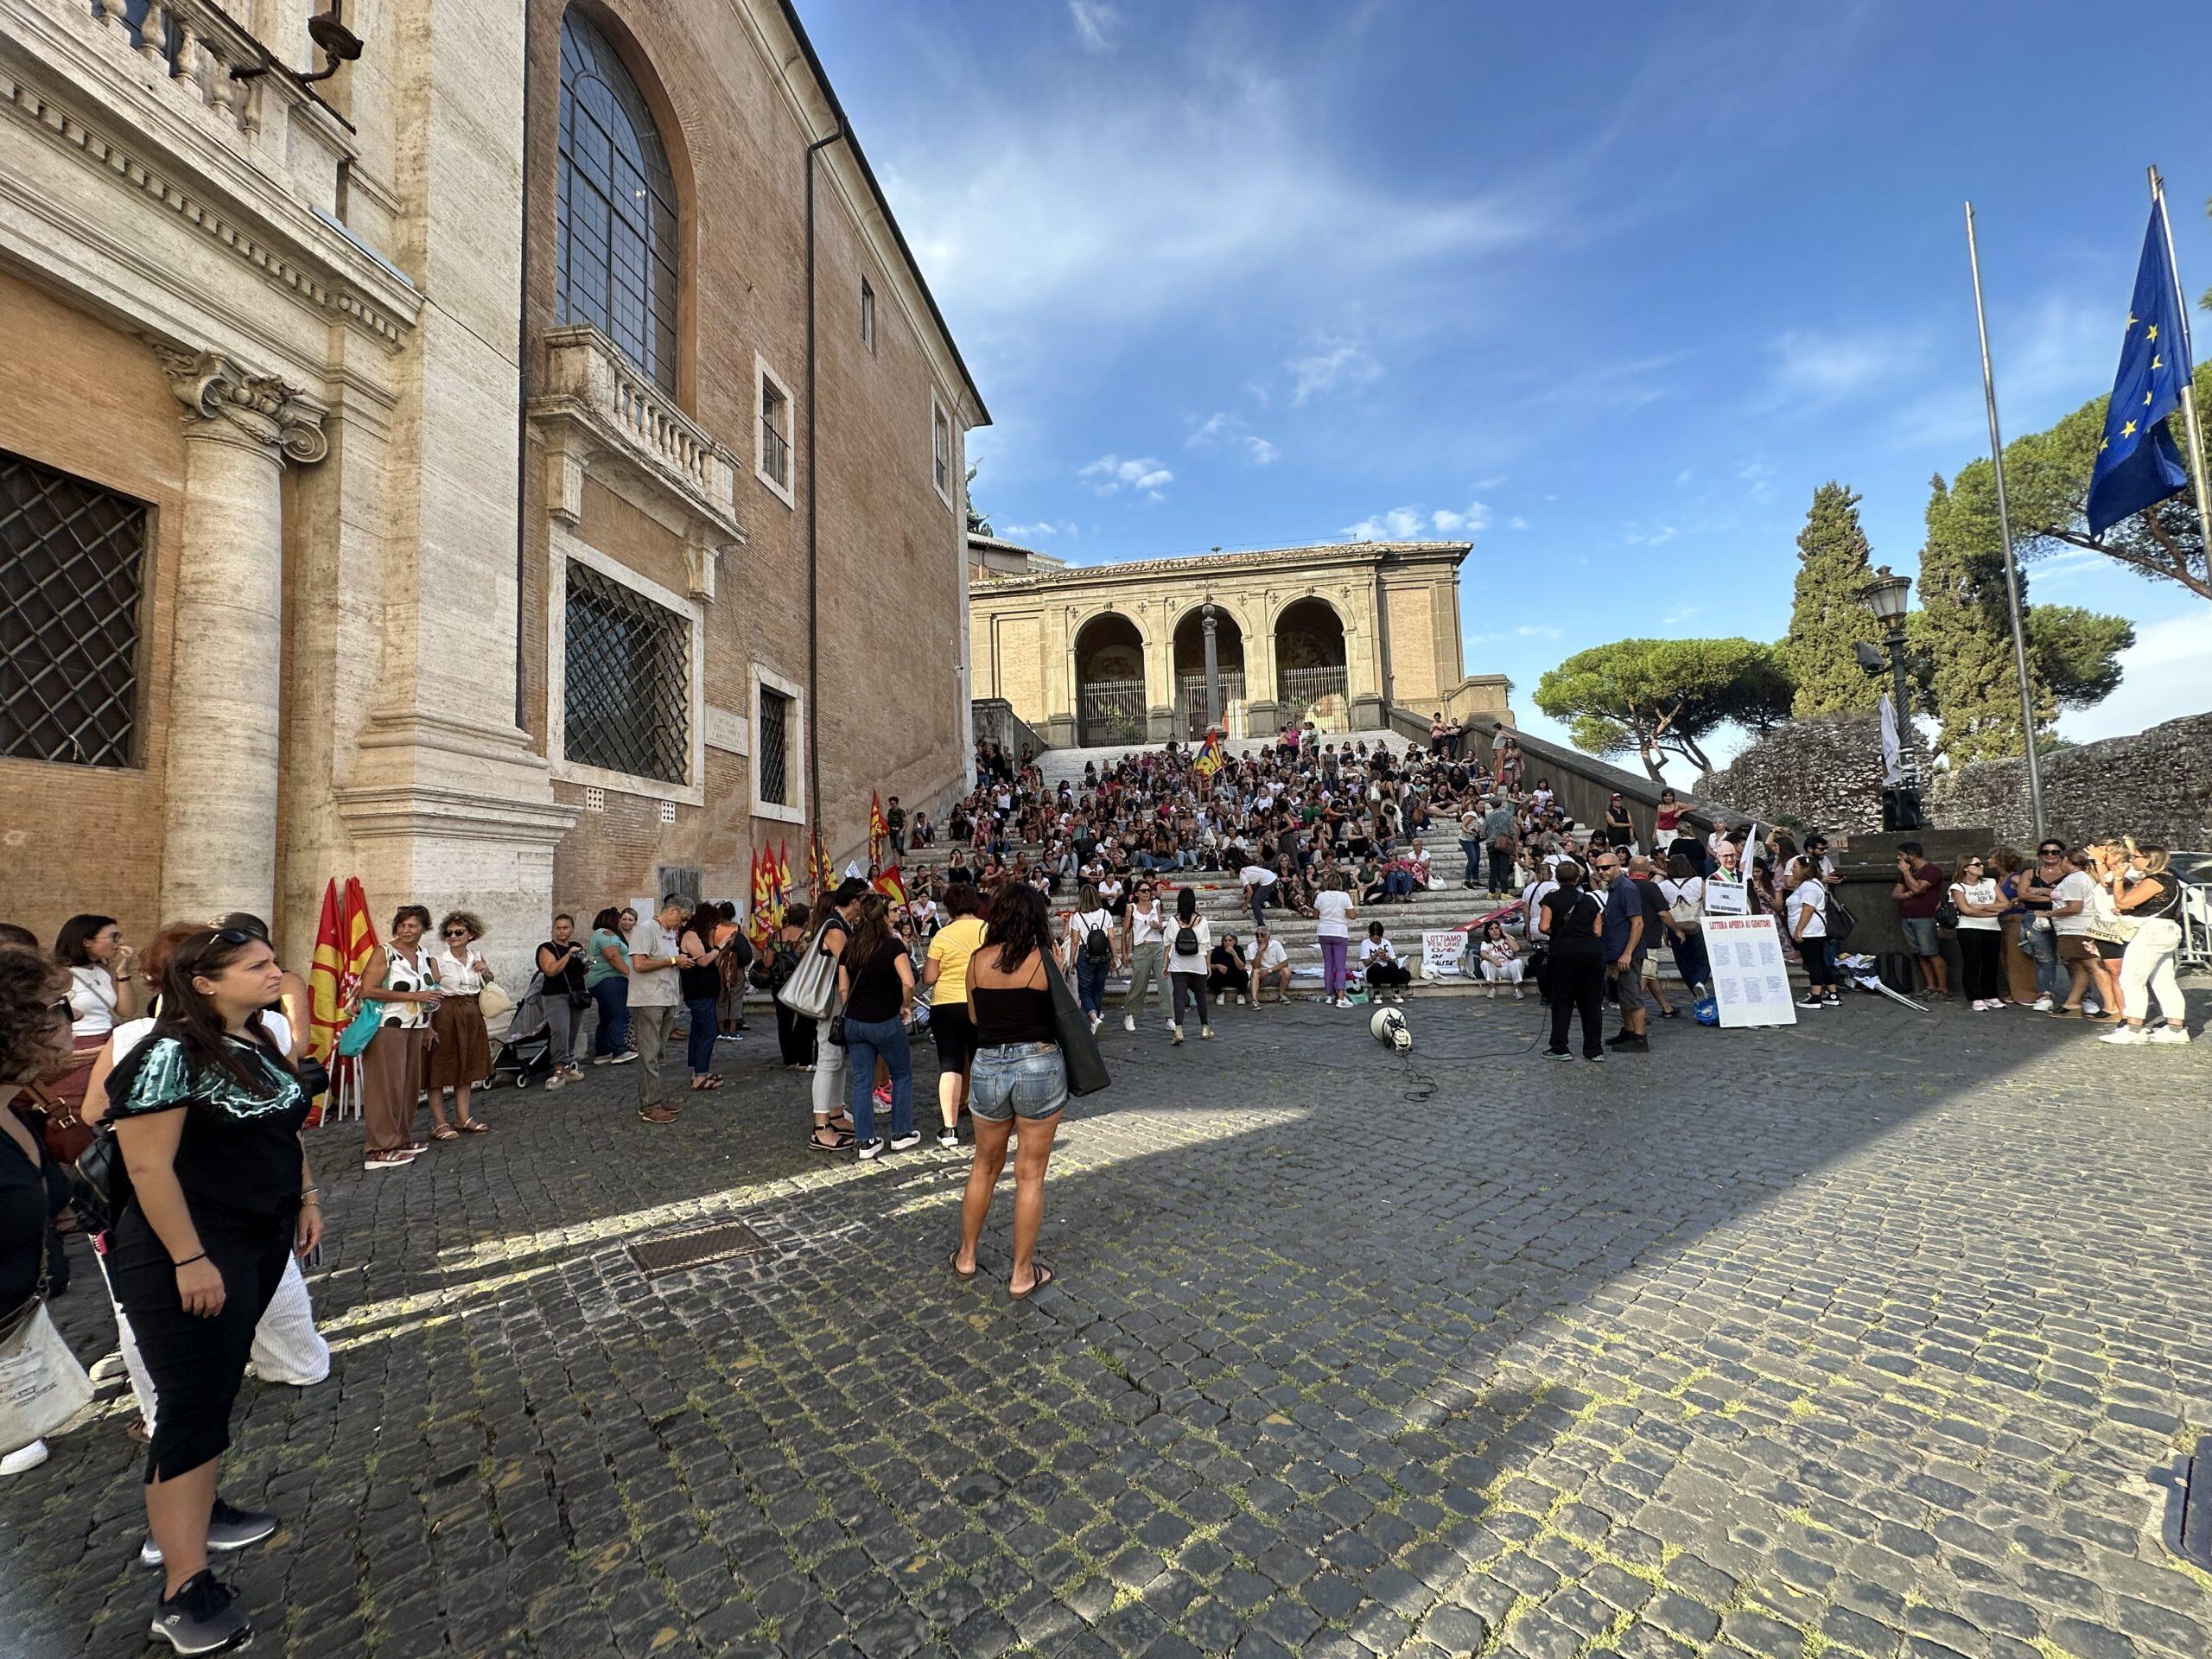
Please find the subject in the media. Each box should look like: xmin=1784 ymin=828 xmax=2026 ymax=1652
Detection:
xmin=807 ymin=829 xmax=831 ymax=899
xmin=868 ymin=791 xmax=889 ymax=867
xmin=873 ymin=865 xmax=908 ymax=906
xmin=774 ymin=839 xmax=794 ymax=912
xmin=307 ymin=876 xmax=379 ymax=1062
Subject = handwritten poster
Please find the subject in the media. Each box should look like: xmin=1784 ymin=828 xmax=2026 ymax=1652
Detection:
xmin=1421 ymin=931 xmax=1470 ymax=977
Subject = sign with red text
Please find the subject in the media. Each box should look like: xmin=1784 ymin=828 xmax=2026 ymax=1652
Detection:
xmin=1702 ymin=914 xmax=1797 ymax=1028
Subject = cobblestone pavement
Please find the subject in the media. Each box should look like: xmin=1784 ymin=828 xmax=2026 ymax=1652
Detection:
xmin=9 ymin=988 xmax=2212 ymax=1659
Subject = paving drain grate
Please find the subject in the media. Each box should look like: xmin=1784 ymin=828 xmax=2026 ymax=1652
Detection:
xmin=2163 ymin=1433 xmax=2212 ymax=1570
xmin=627 ymin=1219 xmax=770 ymax=1278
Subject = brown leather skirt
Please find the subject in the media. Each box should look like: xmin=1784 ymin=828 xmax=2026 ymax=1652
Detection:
xmin=425 ymin=994 xmax=491 ymax=1086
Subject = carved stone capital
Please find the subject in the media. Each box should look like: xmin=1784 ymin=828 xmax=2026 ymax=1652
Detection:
xmin=153 ymin=346 xmax=329 ymax=465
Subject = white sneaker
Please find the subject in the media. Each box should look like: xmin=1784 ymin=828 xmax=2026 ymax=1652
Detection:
xmin=1485 ymin=987 xmax=1497 ymax=999
xmin=1333 ymin=997 xmax=1352 ymax=1009
xmin=1236 ymin=995 xmax=1246 ymax=1007
xmin=2098 ymin=1025 xmax=2149 ymax=1046
xmin=2031 ymin=995 xmax=2054 ymax=1012
xmin=1514 ymin=988 xmax=1524 ymax=1000
xmin=1123 ymin=1014 xmax=1135 ymax=1033
xmin=0 ymin=1440 xmax=48 ymax=1476
xmin=611 ymin=1050 xmax=638 ymax=1065
xmin=1170 ymin=1026 xmax=1184 ymax=1045
xmin=1089 ymin=1014 xmax=1103 ymax=1033
xmin=2146 ymin=1026 xmax=2192 ymax=1045
xmin=1200 ymin=1026 xmax=1215 ymax=1040
xmin=2083 ymin=1001 xmax=2102 ymax=1016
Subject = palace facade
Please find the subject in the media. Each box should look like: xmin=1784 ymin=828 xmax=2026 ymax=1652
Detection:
xmin=968 ymin=537 xmax=1512 ymax=747
xmin=0 ymin=0 xmax=983 ymax=967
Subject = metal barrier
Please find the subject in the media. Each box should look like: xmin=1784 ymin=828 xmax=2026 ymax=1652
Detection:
xmin=2183 ymin=882 xmax=2212 ymax=969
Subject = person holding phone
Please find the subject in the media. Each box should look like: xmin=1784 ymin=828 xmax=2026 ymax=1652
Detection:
xmin=536 ymin=915 xmax=590 ymax=1087
xmin=359 ymin=906 xmax=440 ymax=1170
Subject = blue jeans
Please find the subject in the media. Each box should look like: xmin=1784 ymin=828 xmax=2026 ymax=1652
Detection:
xmin=684 ymin=995 xmax=718 ymax=1075
xmin=1075 ymin=956 xmax=1108 ymax=1016
xmin=1384 ymin=869 xmax=1415 ymax=899
xmin=844 ymin=1015 xmax=913 ymax=1144
xmin=969 ymin=1042 xmax=1067 ymax=1122
xmin=2018 ymin=919 xmax=2063 ymax=998
xmin=590 ymin=977 xmax=630 ymax=1056
xmin=1459 ymin=839 xmax=1482 ymax=884
xmin=1671 ymin=931 xmax=1710 ymax=994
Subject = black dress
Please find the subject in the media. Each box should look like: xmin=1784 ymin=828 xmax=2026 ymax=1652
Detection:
xmin=1 ymin=1111 xmax=70 ymax=1312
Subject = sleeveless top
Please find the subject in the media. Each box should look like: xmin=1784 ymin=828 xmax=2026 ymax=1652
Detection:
xmin=972 ymin=984 xmax=1057 ymax=1048
xmin=378 ymin=946 xmax=434 ymax=1028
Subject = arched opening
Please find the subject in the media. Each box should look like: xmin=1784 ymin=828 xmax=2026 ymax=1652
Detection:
xmin=1171 ymin=605 xmax=1246 ymax=738
xmin=1274 ymin=597 xmax=1349 ymax=728
xmin=1073 ymin=613 xmax=1147 ymax=747
xmin=556 ymin=8 xmax=682 ymax=393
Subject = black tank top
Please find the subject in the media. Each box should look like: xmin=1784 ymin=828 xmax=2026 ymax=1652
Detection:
xmin=972 ymin=984 xmax=1057 ymax=1047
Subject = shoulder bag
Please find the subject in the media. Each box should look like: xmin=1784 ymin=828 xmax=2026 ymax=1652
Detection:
xmin=334 ymin=998 xmax=380 ymax=1059
xmin=1042 ymin=956 xmax=1110 ymax=1098
xmin=0 ymin=1262 xmax=93 ymax=1453
xmin=778 ymin=931 xmax=841 ymax=1021
xmin=1823 ymin=890 xmax=1857 ymax=948
xmin=475 ymin=980 xmax=516 ymax=1022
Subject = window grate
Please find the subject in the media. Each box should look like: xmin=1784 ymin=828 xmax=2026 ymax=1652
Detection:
xmin=658 ymin=800 xmax=676 ymax=824
xmin=563 ymin=561 xmax=688 ymax=785
xmin=584 ymin=785 xmax=606 ymax=812
xmin=1 ymin=449 xmax=148 ymax=769
xmin=758 ymin=687 xmax=791 ymax=807
xmin=861 ymin=276 xmax=876 ymax=353
xmin=760 ymin=378 xmax=791 ymax=489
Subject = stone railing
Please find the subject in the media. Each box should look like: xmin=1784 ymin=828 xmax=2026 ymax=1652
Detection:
xmin=19 ymin=0 xmax=359 ymax=216
xmin=530 ymin=327 xmax=745 ymax=594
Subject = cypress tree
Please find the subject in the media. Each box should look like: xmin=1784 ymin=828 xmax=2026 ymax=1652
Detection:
xmin=1917 ymin=466 xmax=2051 ymax=763
xmin=1783 ymin=481 xmax=1880 ymax=716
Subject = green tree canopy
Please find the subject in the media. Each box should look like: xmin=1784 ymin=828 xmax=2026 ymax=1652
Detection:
xmin=1783 ymin=481 xmax=1881 ymax=716
xmin=1903 ymin=602 xmax=2133 ymax=717
xmin=1534 ymin=638 xmax=1795 ymax=779
xmin=1918 ymin=467 xmax=2050 ymax=763
xmin=1948 ymin=363 xmax=2211 ymax=601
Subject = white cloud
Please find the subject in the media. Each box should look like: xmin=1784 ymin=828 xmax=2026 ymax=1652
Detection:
xmin=1185 ymin=411 xmax=1280 ymax=465
xmin=1001 ymin=520 xmax=1081 ymax=538
xmin=1287 ymin=337 xmax=1384 ymax=405
xmin=2058 ymin=613 xmax=2212 ymax=744
xmin=1430 ymin=500 xmax=1491 ymax=534
xmin=1767 ymin=327 xmax=1902 ymax=405
xmin=1508 ymin=515 xmax=1530 ymax=531
xmin=1342 ymin=500 xmax=1488 ymax=541
xmin=1662 ymin=605 xmax=1702 ymax=627
xmin=1067 ymin=0 xmax=1120 ymax=54
xmin=1624 ymin=524 xmax=1680 ymax=546
xmin=1078 ymin=454 xmax=1173 ymax=499
xmin=1518 ymin=624 xmax=1562 ymax=639
xmin=1474 ymin=475 xmax=1508 ymax=490
xmin=1675 ymin=468 xmax=1694 ymax=486
xmin=1736 ymin=458 xmax=1777 ymax=503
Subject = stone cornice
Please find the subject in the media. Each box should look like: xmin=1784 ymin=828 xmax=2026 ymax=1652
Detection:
xmin=969 ymin=540 xmax=1471 ymax=597
xmin=154 ymin=344 xmax=328 ymax=462
xmin=0 ymin=62 xmax=421 ymax=351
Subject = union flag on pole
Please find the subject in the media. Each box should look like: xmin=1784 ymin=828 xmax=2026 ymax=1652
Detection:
xmin=868 ymin=791 xmax=889 ymax=867
xmin=308 ymin=876 xmax=378 ymax=1063
xmin=873 ymin=865 xmax=908 ymax=906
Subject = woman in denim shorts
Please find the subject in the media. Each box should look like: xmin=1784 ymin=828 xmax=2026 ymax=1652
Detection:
xmin=950 ymin=885 xmax=1067 ymax=1298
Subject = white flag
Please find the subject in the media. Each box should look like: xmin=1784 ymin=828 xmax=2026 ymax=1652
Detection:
xmin=1878 ymin=695 xmax=1903 ymax=786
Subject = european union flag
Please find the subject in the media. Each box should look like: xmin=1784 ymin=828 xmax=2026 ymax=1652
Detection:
xmin=2085 ymin=201 xmax=2193 ymax=535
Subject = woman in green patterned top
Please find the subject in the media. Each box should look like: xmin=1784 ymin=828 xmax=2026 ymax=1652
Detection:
xmin=104 ymin=927 xmax=324 ymax=1653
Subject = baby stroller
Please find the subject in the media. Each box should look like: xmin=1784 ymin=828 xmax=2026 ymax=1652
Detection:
xmin=485 ymin=975 xmax=557 ymax=1090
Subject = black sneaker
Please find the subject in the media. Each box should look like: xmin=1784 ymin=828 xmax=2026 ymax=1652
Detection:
xmin=887 ymin=1131 xmax=922 ymax=1152
xmin=1545 ymin=1049 xmax=1575 ymax=1062
xmin=141 ymin=1499 xmax=279 ymax=1567
xmin=855 ymin=1138 xmax=883 ymax=1160
xmin=1611 ymin=1034 xmax=1650 ymax=1052
xmin=937 ymin=1128 xmax=961 ymax=1150
xmin=149 ymin=1570 xmax=251 ymax=1655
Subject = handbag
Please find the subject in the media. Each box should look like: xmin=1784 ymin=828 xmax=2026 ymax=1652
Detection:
xmin=1824 ymin=892 xmax=1857 ymax=949
xmin=777 ymin=932 xmax=841 ymax=1021
xmin=1042 ymin=957 xmax=1109 ymax=1098
xmin=0 ymin=1267 xmax=93 ymax=1451
xmin=21 ymin=1082 xmax=93 ymax=1167
xmin=825 ymin=1013 xmax=848 ymax=1048
xmin=476 ymin=982 xmax=516 ymax=1021
xmin=334 ymin=999 xmax=380 ymax=1058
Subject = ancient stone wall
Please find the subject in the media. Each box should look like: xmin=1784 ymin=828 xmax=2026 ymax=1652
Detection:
xmin=1695 ymin=715 xmax=1893 ymax=834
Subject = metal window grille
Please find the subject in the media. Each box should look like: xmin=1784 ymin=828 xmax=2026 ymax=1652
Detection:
xmin=556 ymin=11 xmax=680 ymax=392
xmin=758 ymin=688 xmax=791 ymax=806
xmin=563 ymin=561 xmax=688 ymax=785
xmin=1077 ymin=677 xmax=1147 ymax=747
xmin=1176 ymin=671 xmax=1247 ymax=738
xmin=861 ymin=277 xmax=876 ymax=353
xmin=1276 ymin=665 xmax=1349 ymax=726
xmin=760 ymin=378 xmax=790 ymax=488
xmin=933 ymin=408 xmax=950 ymax=493
xmin=1 ymin=449 xmax=148 ymax=769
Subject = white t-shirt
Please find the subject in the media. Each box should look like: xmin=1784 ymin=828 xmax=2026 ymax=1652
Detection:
xmin=1068 ymin=909 xmax=1114 ymax=960
xmin=1255 ymin=938 xmax=1288 ymax=972
xmin=1789 ymin=879 xmax=1827 ymax=938
xmin=1949 ymin=878 xmax=2000 ymax=931
xmin=1358 ymin=936 xmax=1399 ymax=966
xmin=2051 ymin=870 xmax=2097 ymax=937
xmin=1239 ymin=864 xmax=1278 ymax=890
xmin=69 ymin=963 xmax=119 ymax=1039
xmin=1522 ymin=880 xmax=1559 ymax=940
xmin=1167 ymin=914 xmax=1212 ymax=968
xmin=1313 ymin=890 xmax=1355 ymax=940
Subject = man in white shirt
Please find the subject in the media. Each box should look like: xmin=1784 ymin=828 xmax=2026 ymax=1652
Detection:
xmin=1239 ymin=861 xmax=1279 ymax=934
xmin=626 ymin=893 xmax=690 ymax=1124
xmin=1250 ymin=926 xmax=1293 ymax=1005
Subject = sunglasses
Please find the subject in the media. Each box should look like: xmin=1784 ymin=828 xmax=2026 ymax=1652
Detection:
xmin=49 ymin=996 xmax=74 ymax=1025
xmin=444 ymin=928 xmax=469 ymax=938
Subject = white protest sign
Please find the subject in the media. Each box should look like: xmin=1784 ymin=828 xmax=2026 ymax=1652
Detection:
xmin=1421 ymin=930 xmax=1470 ymax=977
xmin=1702 ymin=914 xmax=1797 ymax=1027
xmin=1701 ymin=874 xmax=1749 ymax=917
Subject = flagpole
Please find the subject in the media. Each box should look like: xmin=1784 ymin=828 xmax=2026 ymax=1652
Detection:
xmin=1962 ymin=201 xmax=2047 ymax=843
xmin=2149 ymin=167 xmax=2212 ymax=583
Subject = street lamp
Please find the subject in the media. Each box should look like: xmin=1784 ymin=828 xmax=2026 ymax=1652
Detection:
xmin=1859 ymin=565 xmax=1923 ymax=830
xmin=1201 ymin=595 xmax=1221 ymax=737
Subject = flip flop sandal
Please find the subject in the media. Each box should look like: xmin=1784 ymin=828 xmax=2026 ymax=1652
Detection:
xmin=456 ymin=1119 xmax=489 ymax=1134
xmin=429 ymin=1124 xmax=460 ymax=1141
xmin=1008 ymin=1262 xmax=1055 ymax=1300
xmin=946 ymin=1247 xmax=978 ymax=1280
xmin=808 ymin=1130 xmax=855 ymax=1154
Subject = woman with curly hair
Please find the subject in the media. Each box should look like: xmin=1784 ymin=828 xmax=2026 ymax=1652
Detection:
xmin=104 ymin=926 xmax=324 ymax=1652
xmin=2 ymin=944 xmax=78 ymax=1478
xmin=427 ymin=912 xmax=493 ymax=1137
xmin=359 ymin=906 xmax=440 ymax=1169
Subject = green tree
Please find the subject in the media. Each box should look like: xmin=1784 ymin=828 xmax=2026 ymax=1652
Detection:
xmin=1948 ymin=364 xmax=2211 ymax=602
xmin=1783 ymin=481 xmax=1882 ymax=715
xmin=1534 ymin=638 xmax=1796 ymax=779
xmin=1903 ymin=602 xmax=2133 ymax=717
xmin=1917 ymin=467 xmax=2053 ymax=763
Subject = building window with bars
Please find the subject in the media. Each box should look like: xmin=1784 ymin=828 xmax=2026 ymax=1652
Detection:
xmin=861 ymin=276 xmax=876 ymax=353
xmin=556 ymin=10 xmax=681 ymax=392
xmin=931 ymin=396 xmax=952 ymax=503
xmin=757 ymin=686 xmax=791 ymax=807
xmin=1 ymin=449 xmax=148 ymax=769
xmin=562 ymin=560 xmax=690 ymax=785
xmin=756 ymin=358 xmax=793 ymax=504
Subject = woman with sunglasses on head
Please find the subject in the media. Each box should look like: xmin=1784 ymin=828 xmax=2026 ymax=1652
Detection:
xmin=103 ymin=926 xmax=323 ymax=1654
xmin=427 ymin=912 xmax=493 ymax=1136
xmin=1 ymin=945 xmax=79 ymax=1478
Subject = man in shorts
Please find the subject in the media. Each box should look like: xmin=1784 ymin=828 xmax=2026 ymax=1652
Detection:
xmin=1891 ymin=842 xmax=1948 ymax=998
xmin=1596 ymin=853 xmax=1649 ymax=1052
xmin=1249 ymin=926 xmax=1293 ymax=1005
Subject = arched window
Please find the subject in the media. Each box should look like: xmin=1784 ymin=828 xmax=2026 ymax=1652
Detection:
xmin=556 ymin=10 xmax=678 ymax=391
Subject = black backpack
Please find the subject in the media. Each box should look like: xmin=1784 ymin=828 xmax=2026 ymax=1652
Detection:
xmin=1083 ymin=915 xmax=1113 ymax=967
xmin=1174 ymin=923 xmax=1201 ymax=958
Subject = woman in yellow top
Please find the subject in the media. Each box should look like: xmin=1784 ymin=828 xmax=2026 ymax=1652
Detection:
xmin=919 ymin=884 xmax=988 ymax=1152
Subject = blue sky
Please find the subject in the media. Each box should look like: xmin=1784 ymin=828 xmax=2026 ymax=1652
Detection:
xmin=805 ymin=0 xmax=2212 ymax=770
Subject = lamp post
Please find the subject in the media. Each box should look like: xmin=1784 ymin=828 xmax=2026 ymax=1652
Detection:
xmin=1860 ymin=565 xmax=1922 ymax=830
xmin=1201 ymin=595 xmax=1221 ymax=737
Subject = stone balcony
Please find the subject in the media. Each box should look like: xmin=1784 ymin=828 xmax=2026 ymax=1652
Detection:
xmin=528 ymin=325 xmax=747 ymax=601
xmin=5 ymin=0 xmax=359 ymax=221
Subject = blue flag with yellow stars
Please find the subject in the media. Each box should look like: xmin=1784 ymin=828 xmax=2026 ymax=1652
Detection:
xmin=2085 ymin=202 xmax=2192 ymax=536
